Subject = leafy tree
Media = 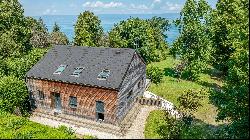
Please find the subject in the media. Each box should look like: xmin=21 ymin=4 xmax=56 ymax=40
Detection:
xmin=209 ymin=0 xmax=249 ymax=74
xmin=28 ymin=17 xmax=50 ymax=48
xmin=0 ymin=0 xmax=31 ymax=59
xmin=0 ymin=76 xmax=28 ymax=114
xmin=52 ymin=22 xmax=60 ymax=32
xmin=177 ymin=89 xmax=206 ymax=125
xmin=6 ymin=48 xmax=48 ymax=79
xmin=209 ymin=0 xmax=249 ymax=138
xmin=171 ymin=0 xmax=212 ymax=80
xmin=74 ymin=11 xmax=103 ymax=47
xmin=157 ymin=111 xmax=184 ymax=139
xmin=109 ymin=17 xmax=168 ymax=63
xmin=146 ymin=66 xmax=164 ymax=84
xmin=50 ymin=23 xmax=69 ymax=45
xmin=98 ymin=33 xmax=110 ymax=47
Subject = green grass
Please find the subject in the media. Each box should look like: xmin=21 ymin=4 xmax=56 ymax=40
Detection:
xmin=82 ymin=134 xmax=98 ymax=139
xmin=0 ymin=111 xmax=77 ymax=139
xmin=147 ymin=56 xmax=223 ymax=125
xmin=144 ymin=110 xmax=167 ymax=139
xmin=145 ymin=55 xmax=225 ymax=139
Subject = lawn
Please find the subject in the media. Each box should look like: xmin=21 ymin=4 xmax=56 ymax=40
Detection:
xmin=0 ymin=111 xmax=77 ymax=139
xmin=145 ymin=55 xmax=225 ymax=138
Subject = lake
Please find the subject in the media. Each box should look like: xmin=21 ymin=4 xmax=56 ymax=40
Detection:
xmin=34 ymin=13 xmax=180 ymax=44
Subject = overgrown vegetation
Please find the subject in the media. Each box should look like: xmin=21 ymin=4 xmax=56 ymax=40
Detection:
xmin=0 ymin=111 xmax=77 ymax=139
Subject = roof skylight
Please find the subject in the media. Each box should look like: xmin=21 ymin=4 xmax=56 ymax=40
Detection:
xmin=71 ymin=67 xmax=84 ymax=77
xmin=98 ymin=69 xmax=110 ymax=80
xmin=53 ymin=65 xmax=67 ymax=75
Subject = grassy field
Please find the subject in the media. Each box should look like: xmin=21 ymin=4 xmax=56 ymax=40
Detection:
xmin=0 ymin=111 xmax=77 ymax=139
xmin=145 ymin=55 xmax=225 ymax=138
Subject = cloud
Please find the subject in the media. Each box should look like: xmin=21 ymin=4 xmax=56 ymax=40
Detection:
xmin=130 ymin=4 xmax=149 ymax=10
xmin=82 ymin=1 xmax=124 ymax=8
xmin=153 ymin=0 xmax=161 ymax=3
xmin=43 ymin=5 xmax=57 ymax=15
xmin=164 ymin=2 xmax=183 ymax=11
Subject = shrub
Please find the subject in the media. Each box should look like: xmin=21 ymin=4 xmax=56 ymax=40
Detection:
xmin=146 ymin=66 xmax=164 ymax=85
xmin=0 ymin=76 xmax=28 ymax=114
xmin=58 ymin=125 xmax=75 ymax=135
xmin=82 ymin=134 xmax=98 ymax=139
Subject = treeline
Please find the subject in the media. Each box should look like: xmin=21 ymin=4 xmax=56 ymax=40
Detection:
xmin=160 ymin=0 xmax=249 ymax=139
xmin=0 ymin=0 xmax=248 ymax=139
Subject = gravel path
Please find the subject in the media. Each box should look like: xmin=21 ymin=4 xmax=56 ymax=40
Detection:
xmin=29 ymin=105 xmax=157 ymax=139
xmin=124 ymin=106 xmax=157 ymax=139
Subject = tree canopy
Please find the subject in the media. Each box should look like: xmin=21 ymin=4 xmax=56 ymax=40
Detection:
xmin=209 ymin=0 xmax=249 ymax=138
xmin=50 ymin=22 xmax=69 ymax=45
xmin=74 ymin=11 xmax=104 ymax=47
xmin=28 ymin=17 xmax=51 ymax=48
xmin=109 ymin=17 xmax=169 ymax=63
xmin=171 ymin=0 xmax=212 ymax=80
xmin=209 ymin=0 xmax=249 ymax=74
xmin=0 ymin=0 xmax=31 ymax=59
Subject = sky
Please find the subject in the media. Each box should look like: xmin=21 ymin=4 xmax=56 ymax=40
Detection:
xmin=19 ymin=0 xmax=218 ymax=16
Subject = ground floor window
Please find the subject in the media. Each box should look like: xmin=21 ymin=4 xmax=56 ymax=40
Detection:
xmin=69 ymin=96 xmax=77 ymax=108
xmin=96 ymin=101 xmax=105 ymax=121
xmin=38 ymin=90 xmax=45 ymax=100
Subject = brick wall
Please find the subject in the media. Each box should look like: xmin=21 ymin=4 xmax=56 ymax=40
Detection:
xmin=27 ymin=78 xmax=118 ymax=123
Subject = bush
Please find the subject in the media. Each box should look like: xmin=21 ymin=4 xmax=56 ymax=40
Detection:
xmin=0 ymin=76 xmax=28 ymax=114
xmin=157 ymin=111 xmax=184 ymax=139
xmin=0 ymin=111 xmax=77 ymax=139
xmin=58 ymin=125 xmax=75 ymax=135
xmin=146 ymin=66 xmax=163 ymax=84
xmin=82 ymin=134 xmax=98 ymax=139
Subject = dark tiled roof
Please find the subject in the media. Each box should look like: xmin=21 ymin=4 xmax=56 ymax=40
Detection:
xmin=26 ymin=45 xmax=136 ymax=90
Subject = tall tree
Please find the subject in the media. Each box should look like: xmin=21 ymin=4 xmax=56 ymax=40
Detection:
xmin=74 ymin=11 xmax=103 ymax=47
xmin=50 ymin=22 xmax=69 ymax=45
xmin=0 ymin=0 xmax=31 ymax=59
xmin=209 ymin=0 xmax=249 ymax=74
xmin=171 ymin=0 xmax=212 ymax=80
xmin=209 ymin=0 xmax=249 ymax=138
xmin=109 ymin=17 xmax=169 ymax=63
xmin=52 ymin=22 xmax=60 ymax=32
xmin=28 ymin=17 xmax=50 ymax=48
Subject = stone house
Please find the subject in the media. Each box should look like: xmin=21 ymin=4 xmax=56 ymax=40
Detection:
xmin=25 ymin=45 xmax=146 ymax=124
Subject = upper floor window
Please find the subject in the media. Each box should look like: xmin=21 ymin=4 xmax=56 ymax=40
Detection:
xmin=97 ymin=69 xmax=110 ymax=80
xmin=69 ymin=96 xmax=77 ymax=108
xmin=71 ymin=67 xmax=84 ymax=77
xmin=53 ymin=65 xmax=67 ymax=75
xmin=38 ymin=90 xmax=45 ymax=100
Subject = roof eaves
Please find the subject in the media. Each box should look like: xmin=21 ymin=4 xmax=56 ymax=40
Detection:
xmin=26 ymin=76 xmax=119 ymax=92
